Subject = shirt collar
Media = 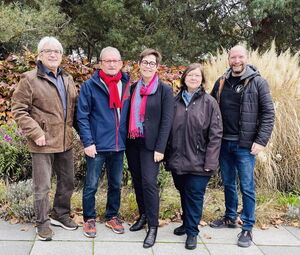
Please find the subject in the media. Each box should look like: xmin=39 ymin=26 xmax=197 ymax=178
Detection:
xmin=44 ymin=66 xmax=62 ymax=77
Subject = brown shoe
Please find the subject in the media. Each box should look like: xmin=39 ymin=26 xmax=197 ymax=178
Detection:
xmin=105 ymin=216 xmax=125 ymax=234
xmin=36 ymin=226 xmax=53 ymax=241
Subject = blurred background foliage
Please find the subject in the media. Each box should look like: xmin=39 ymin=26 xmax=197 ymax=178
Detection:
xmin=0 ymin=0 xmax=299 ymax=64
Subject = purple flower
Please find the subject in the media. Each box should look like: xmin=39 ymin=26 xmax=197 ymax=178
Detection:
xmin=19 ymin=131 xmax=25 ymax=135
xmin=4 ymin=135 xmax=12 ymax=142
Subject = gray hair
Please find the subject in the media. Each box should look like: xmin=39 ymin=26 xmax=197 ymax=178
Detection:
xmin=37 ymin=37 xmax=63 ymax=54
xmin=100 ymin=46 xmax=121 ymax=60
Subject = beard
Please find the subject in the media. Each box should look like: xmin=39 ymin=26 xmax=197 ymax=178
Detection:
xmin=231 ymin=64 xmax=246 ymax=75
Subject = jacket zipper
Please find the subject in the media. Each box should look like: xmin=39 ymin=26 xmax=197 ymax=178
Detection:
xmin=114 ymin=109 xmax=120 ymax=151
xmin=43 ymin=74 xmax=68 ymax=151
xmin=63 ymin=83 xmax=69 ymax=152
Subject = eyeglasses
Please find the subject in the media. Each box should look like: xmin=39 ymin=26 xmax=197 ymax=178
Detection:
xmin=186 ymin=74 xmax=202 ymax=78
xmin=141 ymin=60 xmax=157 ymax=68
xmin=42 ymin=49 xmax=62 ymax=55
xmin=101 ymin=59 xmax=122 ymax=64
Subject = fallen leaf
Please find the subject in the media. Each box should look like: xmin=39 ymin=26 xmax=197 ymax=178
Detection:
xmin=260 ymin=224 xmax=269 ymax=230
xmin=165 ymin=218 xmax=171 ymax=224
xmin=203 ymin=233 xmax=212 ymax=239
xmin=158 ymin=219 xmax=168 ymax=227
xmin=272 ymin=219 xmax=283 ymax=226
xmin=237 ymin=217 xmax=243 ymax=225
xmin=20 ymin=227 xmax=29 ymax=232
xmin=291 ymin=221 xmax=299 ymax=228
xmin=199 ymin=220 xmax=207 ymax=226
xmin=73 ymin=215 xmax=84 ymax=226
xmin=10 ymin=217 xmax=19 ymax=225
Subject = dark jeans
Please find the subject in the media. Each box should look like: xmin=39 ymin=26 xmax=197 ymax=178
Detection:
xmin=220 ymin=140 xmax=256 ymax=230
xmin=31 ymin=149 xmax=74 ymax=227
xmin=82 ymin=151 xmax=124 ymax=222
xmin=172 ymin=173 xmax=210 ymax=236
xmin=126 ymin=138 xmax=160 ymax=227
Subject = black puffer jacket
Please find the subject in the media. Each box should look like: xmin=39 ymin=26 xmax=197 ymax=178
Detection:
xmin=211 ymin=65 xmax=275 ymax=149
xmin=165 ymin=89 xmax=223 ymax=176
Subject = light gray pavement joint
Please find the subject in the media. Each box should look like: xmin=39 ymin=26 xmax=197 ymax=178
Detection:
xmin=0 ymin=220 xmax=299 ymax=255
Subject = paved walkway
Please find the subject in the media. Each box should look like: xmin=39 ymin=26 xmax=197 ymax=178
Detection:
xmin=0 ymin=220 xmax=299 ymax=255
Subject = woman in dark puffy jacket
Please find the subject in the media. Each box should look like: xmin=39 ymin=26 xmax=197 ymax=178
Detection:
xmin=165 ymin=63 xmax=223 ymax=250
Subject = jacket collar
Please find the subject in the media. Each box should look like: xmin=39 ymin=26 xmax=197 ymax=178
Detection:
xmin=224 ymin=64 xmax=260 ymax=80
xmin=90 ymin=70 xmax=130 ymax=94
xmin=36 ymin=60 xmax=68 ymax=77
xmin=176 ymin=87 xmax=205 ymax=102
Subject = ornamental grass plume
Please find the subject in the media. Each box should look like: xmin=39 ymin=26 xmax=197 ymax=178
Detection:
xmin=205 ymin=42 xmax=300 ymax=191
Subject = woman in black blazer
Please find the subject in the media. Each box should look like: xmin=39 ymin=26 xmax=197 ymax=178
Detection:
xmin=126 ymin=48 xmax=174 ymax=248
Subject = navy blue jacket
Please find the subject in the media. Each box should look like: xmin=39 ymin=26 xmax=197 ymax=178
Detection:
xmin=77 ymin=71 xmax=130 ymax=152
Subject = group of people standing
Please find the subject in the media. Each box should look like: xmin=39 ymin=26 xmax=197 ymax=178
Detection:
xmin=11 ymin=36 xmax=274 ymax=250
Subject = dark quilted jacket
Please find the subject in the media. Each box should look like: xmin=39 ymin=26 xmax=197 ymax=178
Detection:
xmin=211 ymin=65 xmax=275 ymax=149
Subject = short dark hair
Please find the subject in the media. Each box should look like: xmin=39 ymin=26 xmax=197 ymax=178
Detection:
xmin=180 ymin=63 xmax=206 ymax=91
xmin=139 ymin=48 xmax=162 ymax=65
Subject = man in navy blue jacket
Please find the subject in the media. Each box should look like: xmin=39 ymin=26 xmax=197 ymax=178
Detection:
xmin=77 ymin=47 xmax=131 ymax=238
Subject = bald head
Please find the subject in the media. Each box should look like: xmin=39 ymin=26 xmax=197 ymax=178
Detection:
xmin=228 ymin=45 xmax=249 ymax=76
xmin=228 ymin=45 xmax=249 ymax=58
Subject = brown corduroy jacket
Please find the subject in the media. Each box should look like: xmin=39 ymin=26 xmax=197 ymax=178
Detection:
xmin=12 ymin=61 xmax=77 ymax=153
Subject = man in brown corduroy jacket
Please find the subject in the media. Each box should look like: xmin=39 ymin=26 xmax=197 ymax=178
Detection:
xmin=12 ymin=36 xmax=78 ymax=241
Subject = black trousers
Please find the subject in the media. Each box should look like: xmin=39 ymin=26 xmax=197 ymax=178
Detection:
xmin=126 ymin=138 xmax=160 ymax=227
xmin=172 ymin=172 xmax=210 ymax=235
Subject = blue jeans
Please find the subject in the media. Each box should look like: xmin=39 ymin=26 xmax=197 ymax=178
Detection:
xmin=82 ymin=151 xmax=124 ymax=222
xmin=220 ymin=140 xmax=256 ymax=230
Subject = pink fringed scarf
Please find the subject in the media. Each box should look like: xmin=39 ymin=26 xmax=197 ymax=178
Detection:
xmin=128 ymin=74 xmax=159 ymax=138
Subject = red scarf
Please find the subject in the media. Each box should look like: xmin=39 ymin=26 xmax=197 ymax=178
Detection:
xmin=99 ymin=70 xmax=122 ymax=108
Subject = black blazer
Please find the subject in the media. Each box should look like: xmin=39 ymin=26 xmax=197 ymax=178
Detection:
xmin=129 ymin=80 xmax=174 ymax=153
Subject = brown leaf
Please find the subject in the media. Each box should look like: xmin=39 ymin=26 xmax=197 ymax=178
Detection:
xmin=20 ymin=226 xmax=29 ymax=232
xmin=158 ymin=219 xmax=168 ymax=227
xmin=10 ymin=217 xmax=19 ymax=225
xmin=260 ymin=224 xmax=269 ymax=230
xmin=199 ymin=220 xmax=208 ymax=226
xmin=237 ymin=217 xmax=243 ymax=225
xmin=72 ymin=215 xmax=84 ymax=226
xmin=203 ymin=233 xmax=212 ymax=239
xmin=291 ymin=221 xmax=299 ymax=228
xmin=272 ymin=219 xmax=283 ymax=226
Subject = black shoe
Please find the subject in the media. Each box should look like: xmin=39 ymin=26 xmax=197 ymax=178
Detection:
xmin=173 ymin=225 xmax=186 ymax=236
xmin=210 ymin=216 xmax=238 ymax=228
xmin=185 ymin=235 xmax=197 ymax=250
xmin=143 ymin=227 xmax=158 ymax=248
xmin=237 ymin=230 xmax=253 ymax=247
xmin=129 ymin=214 xmax=147 ymax=232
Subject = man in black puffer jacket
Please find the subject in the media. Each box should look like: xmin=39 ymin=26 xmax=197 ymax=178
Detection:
xmin=210 ymin=45 xmax=275 ymax=248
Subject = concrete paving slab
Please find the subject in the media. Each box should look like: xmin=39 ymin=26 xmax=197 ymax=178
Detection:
xmin=94 ymin=223 xmax=147 ymax=242
xmin=205 ymin=243 xmax=263 ymax=255
xmin=155 ymin=223 xmax=186 ymax=243
xmin=94 ymin=241 xmax=152 ymax=255
xmin=30 ymin=241 xmax=92 ymax=255
xmin=253 ymin=226 xmax=300 ymax=246
xmin=49 ymin=226 xmax=89 ymax=241
xmin=153 ymin=242 xmax=209 ymax=255
xmin=284 ymin=226 xmax=300 ymax=240
xmin=0 ymin=241 xmax=33 ymax=255
xmin=198 ymin=226 xmax=241 ymax=244
xmin=0 ymin=221 xmax=36 ymax=241
xmin=258 ymin=245 xmax=300 ymax=255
